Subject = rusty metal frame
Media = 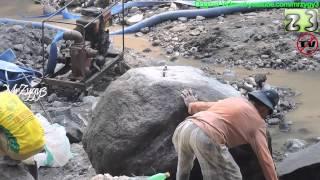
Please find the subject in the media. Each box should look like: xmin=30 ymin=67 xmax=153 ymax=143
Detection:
xmin=41 ymin=0 xmax=125 ymax=92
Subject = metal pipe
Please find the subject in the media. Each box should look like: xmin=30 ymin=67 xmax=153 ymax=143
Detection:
xmin=63 ymin=30 xmax=84 ymax=44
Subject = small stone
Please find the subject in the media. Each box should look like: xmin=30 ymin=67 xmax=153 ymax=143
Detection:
xmin=284 ymin=139 xmax=306 ymax=153
xmin=66 ymin=120 xmax=83 ymax=144
xmin=129 ymin=7 xmax=139 ymax=13
xmin=255 ymin=74 xmax=267 ymax=88
xmin=51 ymin=101 xmax=64 ymax=107
xmin=170 ymin=25 xmax=186 ymax=32
xmin=276 ymin=59 xmax=282 ymax=64
xmin=189 ymin=29 xmax=201 ymax=36
xmin=135 ymin=32 xmax=143 ymax=37
xmin=196 ymin=16 xmax=206 ymax=21
xmin=166 ymin=46 xmax=174 ymax=54
xmin=178 ymin=17 xmax=188 ymax=23
xmin=172 ymin=37 xmax=179 ymax=41
xmin=152 ymin=40 xmax=161 ymax=46
xmin=170 ymin=56 xmax=178 ymax=62
xmin=140 ymin=27 xmax=150 ymax=34
xmin=267 ymin=118 xmax=281 ymax=125
xmin=13 ymin=44 xmax=24 ymax=51
xmin=261 ymin=54 xmax=269 ymax=59
xmin=126 ymin=14 xmax=144 ymax=25
xmin=143 ymin=48 xmax=152 ymax=53
xmin=47 ymin=93 xmax=58 ymax=103
xmin=6 ymin=25 xmax=24 ymax=33
xmin=190 ymin=47 xmax=198 ymax=53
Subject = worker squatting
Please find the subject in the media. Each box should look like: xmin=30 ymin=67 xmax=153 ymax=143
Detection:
xmin=195 ymin=0 xmax=320 ymax=9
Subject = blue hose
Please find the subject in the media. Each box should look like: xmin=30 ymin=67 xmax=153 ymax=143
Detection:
xmin=110 ymin=0 xmax=320 ymax=35
xmin=47 ymin=31 xmax=65 ymax=75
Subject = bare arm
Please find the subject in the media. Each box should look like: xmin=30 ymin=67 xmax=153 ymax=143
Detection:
xmin=250 ymin=128 xmax=278 ymax=180
xmin=180 ymin=89 xmax=216 ymax=115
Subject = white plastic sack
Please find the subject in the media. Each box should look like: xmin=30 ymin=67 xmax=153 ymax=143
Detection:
xmin=34 ymin=113 xmax=73 ymax=167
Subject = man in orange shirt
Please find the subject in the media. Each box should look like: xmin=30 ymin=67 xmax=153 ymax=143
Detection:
xmin=172 ymin=89 xmax=279 ymax=180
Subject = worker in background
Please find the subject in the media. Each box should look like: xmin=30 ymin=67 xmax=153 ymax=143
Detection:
xmin=0 ymin=90 xmax=45 ymax=180
xmin=173 ymin=89 xmax=279 ymax=180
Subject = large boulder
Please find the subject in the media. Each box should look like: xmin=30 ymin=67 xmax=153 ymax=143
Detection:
xmin=83 ymin=66 xmax=267 ymax=179
xmin=277 ymin=142 xmax=320 ymax=180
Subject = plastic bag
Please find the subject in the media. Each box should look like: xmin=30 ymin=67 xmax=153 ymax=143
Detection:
xmin=33 ymin=113 xmax=73 ymax=167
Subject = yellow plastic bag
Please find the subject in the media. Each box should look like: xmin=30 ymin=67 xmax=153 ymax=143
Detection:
xmin=0 ymin=91 xmax=44 ymax=159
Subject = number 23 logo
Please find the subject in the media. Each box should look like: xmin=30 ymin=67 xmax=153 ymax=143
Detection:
xmin=285 ymin=9 xmax=318 ymax=32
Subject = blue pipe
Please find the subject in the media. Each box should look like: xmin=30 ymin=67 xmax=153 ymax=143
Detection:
xmin=111 ymin=1 xmax=171 ymax=15
xmin=0 ymin=18 xmax=72 ymax=32
xmin=110 ymin=0 xmax=320 ymax=35
xmin=110 ymin=6 xmax=259 ymax=35
xmin=47 ymin=31 xmax=65 ymax=75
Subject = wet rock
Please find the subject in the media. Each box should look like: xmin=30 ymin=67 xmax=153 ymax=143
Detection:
xmin=284 ymin=139 xmax=307 ymax=153
xmin=66 ymin=120 xmax=83 ymax=143
xmin=140 ymin=27 xmax=150 ymax=34
xmin=178 ymin=17 xmax=188 ymax=23
xmin=170 ymin=56 xmax=178 ymax=62
xmin=170 ymin=25 xmax=186 ymax=32
xmin=196 ymin=16 xmax=206 ymax=21
xmin=0 ymin=164 xmax=34 ymax=180
xmin=142 ymin=48 xmax=152 ymax=53
xmin=169 ymin=2 xmax=178 ymax=10
xmin=166 ymin=46 xmax=174 ymax=54
xmin=6 ymin=25 xmax=24 ymax=33
xmin=267 ymin=118 xmax=281 ymax=125
xmin=83 ymin=66 xmax=241 ymax=176
xmin=152 ymin=40 xmax=161 ymax=46
xmin=254 ymin=74 xmax=267 ymax=88
xmin=279 ymin=120 xmax=291 ymax=132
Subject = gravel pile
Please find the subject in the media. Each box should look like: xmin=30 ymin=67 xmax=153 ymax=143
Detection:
xmin=141 ymin=9 xmax=320 ymax=71
xmin=0 ymin=24 xmax=58 ymax=73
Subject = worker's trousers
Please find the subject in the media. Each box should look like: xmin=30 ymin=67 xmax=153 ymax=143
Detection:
xmin=172 ymin=120 xmax=242 ymax=180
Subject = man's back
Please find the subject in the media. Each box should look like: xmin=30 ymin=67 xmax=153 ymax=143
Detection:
xmin=188 ymin=97 xmax=277 ymax=180
xmin=188 ymin=97 xmax=265 ymax=148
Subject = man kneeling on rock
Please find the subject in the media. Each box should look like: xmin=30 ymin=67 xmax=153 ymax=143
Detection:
xmin=173 ymin=89 xmax=279 ymax=180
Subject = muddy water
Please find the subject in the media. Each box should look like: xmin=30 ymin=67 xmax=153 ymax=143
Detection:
xmin=113 ymin=35 xmax=320 ymax=151
xmin=0 ymin=0 xmax=42 ymax=18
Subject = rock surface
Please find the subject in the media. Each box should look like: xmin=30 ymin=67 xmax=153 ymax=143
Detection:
xmin=83 ymin=66 xmax=269 ymax=179
xmin=0 ymin=164 xmax=34 ymax=180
